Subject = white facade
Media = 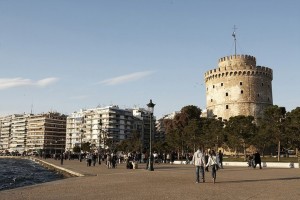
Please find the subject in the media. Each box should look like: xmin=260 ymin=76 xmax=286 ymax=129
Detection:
xmin=66 ymin=106 xmax=135 ymax=152
xmin=10 ymin=114 xmax=29 ymax=154
xmin=0 ymin=115 xmax=12 ymax=151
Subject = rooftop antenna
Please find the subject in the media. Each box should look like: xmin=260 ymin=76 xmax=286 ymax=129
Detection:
xmin=30 ymin=104 xmax=34 ymax=114
xmin=232 ymin=25 xmax=237 ymax=57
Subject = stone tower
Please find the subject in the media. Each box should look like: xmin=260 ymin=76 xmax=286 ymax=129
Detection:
xmin=204 ymin=54 xmax=273 ymax=120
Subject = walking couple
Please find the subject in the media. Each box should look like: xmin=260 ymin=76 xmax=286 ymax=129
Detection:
xmin=192 ymin=149 xmax=219 ymax=184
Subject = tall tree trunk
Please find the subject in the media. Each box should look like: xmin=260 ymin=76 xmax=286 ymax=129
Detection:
xmin=262 ymin=144 xmax=265 ymax=157
xmin=234 ymin=147 xmax=237 ymax=158
xmin=243 ymin=142 xmax=246 ymax=161
xmin=277 ymin=140 xmax=281 ymax=162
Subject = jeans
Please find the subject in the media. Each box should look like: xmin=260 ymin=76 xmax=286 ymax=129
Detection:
xmin=195 ymin=166 xmax=205 ymax=182
xmin=211 ymin=164 xmax=217 ymax=179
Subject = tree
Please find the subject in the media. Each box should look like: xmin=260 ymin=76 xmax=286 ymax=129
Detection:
xmin=252 ymin=121 xmax=273 ymax=157
xmin=73 ymin=146 xmax=80 ymax=153
xmin=81 ymin=142 xmax=91 ymax=152
xmin=115 ymin=131 xmax=142 ymax=152
xmin=200 ymin=117 xmax=224 ymax=150
xmin=285 ymin=107 xmax=300 ymax=151
xmin=224 ymin=115 xmax=256 ymax=159
xmin=164 ymin=105 xmax=201 ymax=158
xmin=184 ymin=119 xmax=201 ymax=152
xmin=152 ymin=141 xmax=169 ymax=154
xmin=258 ymin=105 xmax=286 ymax=161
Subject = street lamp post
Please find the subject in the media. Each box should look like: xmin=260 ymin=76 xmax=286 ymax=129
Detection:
xmin=98 ymin=122 xmax=102 ymax=164
xmin=147 ymin=99 xmax=155 ymax=171
xmin=79 ymin=129 xmax=83 ymax=162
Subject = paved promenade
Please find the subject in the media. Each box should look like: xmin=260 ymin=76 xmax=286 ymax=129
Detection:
xmin=0 ymin=158 xmax=299 ymax=200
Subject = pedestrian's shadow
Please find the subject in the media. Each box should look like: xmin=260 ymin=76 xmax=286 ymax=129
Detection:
xmin=223 ymin=176 xmax=300 ymax=183
xmin=154 ymin=165 xmax=193 ymax=170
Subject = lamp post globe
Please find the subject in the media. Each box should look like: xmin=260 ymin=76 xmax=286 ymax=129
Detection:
xmin=147 ymin=99 xmax=155 ymax=171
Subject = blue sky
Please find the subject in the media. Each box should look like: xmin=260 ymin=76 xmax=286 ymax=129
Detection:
xmin=0 ymin=0 xmax=299 ymax=118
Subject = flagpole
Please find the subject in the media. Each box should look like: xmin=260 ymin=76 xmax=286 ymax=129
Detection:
xmin=232 ymin=25 xmax=237 ymax=57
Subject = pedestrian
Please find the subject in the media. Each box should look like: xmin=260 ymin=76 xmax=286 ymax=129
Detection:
xmin=206 ymin=150 xmax=218 ymax=184
xmin=92 ymin=153 xmax=97 ymax=166
xmin=218 ymin=150 xmax=223 ymax=169
xmin=98 ymin=153 xmax=102 ymax=165
xmin=60 ymin=153 xmax=64 ymax=165
xmin=247 ymin=154 xmax=253 ymax=167
xmin=204 ymin=150 xmax=209 ymax=172
xmin=166 ymin=153 xmax=170 ymax=163
xmin=111 ymin=152 xmax=117 ymax=168
xmin=86 ymin=153 xmax=92 ymax=167
xmin=253 ymin=151 xmax=262 ymax=169
xmin=170 ymin=151 xmax=175 ymax=164
xmin=192 ymin=148 xmax=206 ymax=183
xmin=106 ymin=153 xmax=112 ymax=168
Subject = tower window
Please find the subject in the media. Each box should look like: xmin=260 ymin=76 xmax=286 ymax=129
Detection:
xmin=207 ymin=87 xmax=208 ymax=91
xmin=262 ymin=83 xmax=264 ymax=86
xmin=226 ymin=105 xmax=229 ymax=109
xmin=213 ymin=85 xmax=215 ymax=88
xmin=268 ymin=97 xmax=270 ymax=101
xmin=240 ymin=82 xmax=243 ymax=85
xmin=226 ymin=92 xmax=228 ymax=96
xmin=211 ymin=99 xmax=213 ymax=102
xmin=241 ymin=90 xmax=243 ymax=94
xmin=257 ymin=94 xmax=260 ymax=97
xmin=221 ymin=83 xmax=223 ymax=86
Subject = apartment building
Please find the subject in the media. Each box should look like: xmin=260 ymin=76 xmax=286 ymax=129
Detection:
xmin=0 ymin=115 xmax=12 ymax=151
xmin=10 ymin=114 xmax=29 ymax=154
xmin=131 ymin=108 xmax=153 ymax=151
xmin=26 ymin=112 xmax=67 ymax=154
xmin=155 ymin=112 xmax=178 ymax=142
xmin=66 ymin=106 xmax=155 ymax=152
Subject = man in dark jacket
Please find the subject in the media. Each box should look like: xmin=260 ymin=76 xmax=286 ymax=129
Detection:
xmin=253 ymin=151 xmax=262 ymax=169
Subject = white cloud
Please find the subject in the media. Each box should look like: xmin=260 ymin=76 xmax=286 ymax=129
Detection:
xmin=100 ymin=71 xmax=155 ymax=86
xmin=36 ymin=77 xmax=59 ymax=87
xmin=0 ymin=77 xmax=59 ymax=90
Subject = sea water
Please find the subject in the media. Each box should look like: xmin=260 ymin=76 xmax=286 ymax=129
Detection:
xmin=0 ymin=158 xmax=63 ymax=191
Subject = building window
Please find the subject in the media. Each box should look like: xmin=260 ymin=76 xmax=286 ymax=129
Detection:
xmin=241 ymin=90 xmax=243 ymax=94
xmin=262 ymin=83 xmax=264 ymax=86
xmin=240 ymin=82 xmax=243 ymax=85
xmin=211 ymin=99 xmax=213 ymax=102
xmin=221 ymin=83 xmax=223 ymax=86
xmin=213 ymin=85 xmax=215 ymax=88
xmin=226 ymin=105 xmax=229 ymax=109
xmin=257 ymin=94 xmax=260 ymax=97
xmin=226 ymin=92 xmax=228 ymax=96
